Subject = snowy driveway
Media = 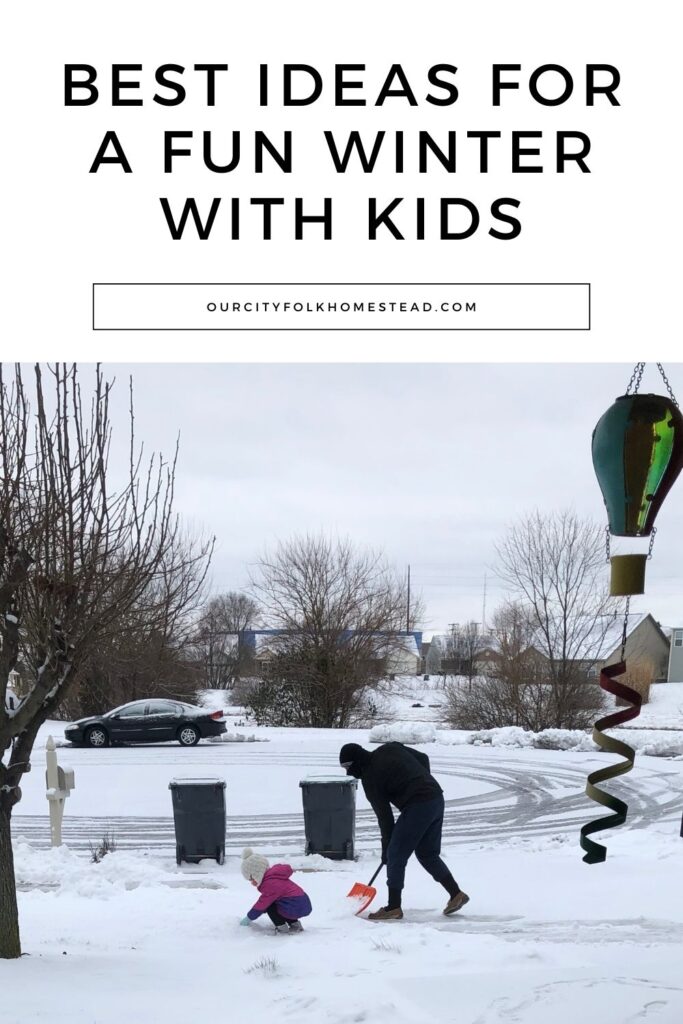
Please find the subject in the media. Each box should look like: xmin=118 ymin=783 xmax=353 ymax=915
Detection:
xmin=12 ymin=728 xmax=683 ymax=856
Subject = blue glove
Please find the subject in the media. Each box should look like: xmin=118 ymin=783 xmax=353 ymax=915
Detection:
xmin=239 ymin=916 xmax=251 ymax=926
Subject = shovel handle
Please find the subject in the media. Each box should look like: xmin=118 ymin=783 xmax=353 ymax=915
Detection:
xmin=367 ymin=862 xmax=384 ymax=887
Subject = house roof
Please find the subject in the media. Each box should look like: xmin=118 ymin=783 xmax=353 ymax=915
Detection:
xmin=374 ymin=635 xmax=421 ymax=659
xmin=596 ymin=612 xmax=669 ymax=661
xmin=595 ymin=612 xmax=648 ymax=660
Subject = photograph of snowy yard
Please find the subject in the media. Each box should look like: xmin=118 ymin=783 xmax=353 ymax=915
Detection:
xmin=2 ymin=362 xmax=683 ymax=1023
xmin=6 ymin=678 xmax=683 ymax=1024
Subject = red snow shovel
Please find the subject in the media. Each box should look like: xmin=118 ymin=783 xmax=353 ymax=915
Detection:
xmin=347 ymin=863 xmax=384 ymax=915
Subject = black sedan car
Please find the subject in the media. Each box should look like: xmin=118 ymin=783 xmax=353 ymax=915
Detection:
xmin=64 ymin=699 xmax=227 ymax=747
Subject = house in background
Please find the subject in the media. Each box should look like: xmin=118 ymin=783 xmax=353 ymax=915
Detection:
xmin=667 ymin=627 xmax=683 ymax=682
xmin=596 ymin=612 xmax=671 ymax=683
xmin=380 ymin=633 xmax=421 ymax=676
xmin=427 ymin=613 xmax=672 ymax=686
xmin=242 ymin=628 xmax=422 ymax=678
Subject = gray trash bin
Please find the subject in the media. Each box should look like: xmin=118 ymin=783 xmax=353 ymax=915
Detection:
xmin=299 ymin=775 xmax=357 ymax=860
xmin=169 ymin=777 xmax=226 ymax=865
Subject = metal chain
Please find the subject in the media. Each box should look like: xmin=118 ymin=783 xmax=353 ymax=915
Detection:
xmin=620 ymin=596 xmax=631 ymax=662
xmin=625 ymin=362 xmax=645 ymax=395
xmin=656 ymin=363 xmax=679 ymax=407
xmin=604 ymin=525 xmax=611 ymax=563
xmin=625 ymin=362 xmax=678 ymax=406
xmin=647 ymin=526 xmax=657 ymax=558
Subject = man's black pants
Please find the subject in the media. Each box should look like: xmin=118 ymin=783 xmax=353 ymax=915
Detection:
xmin=386 ymin=794 xmax=451 ymax=891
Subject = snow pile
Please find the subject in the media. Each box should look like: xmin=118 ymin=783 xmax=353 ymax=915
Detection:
xmin=369 ymin=722 xmax=437 ymax=744
xmin=617 ymin=730 xmax=683 ymax=758
xmin=207 ymin=732 xmax=268 ymax=743
xmin=532 ymin=729 xmax=597 ymax=751
xmin=468 ymin=726 xmax=535 ymax=748
xmin=465 ymin=725 xmax=683 ymax=756
xmin=13 ymin=842 xmax=173 ymax=895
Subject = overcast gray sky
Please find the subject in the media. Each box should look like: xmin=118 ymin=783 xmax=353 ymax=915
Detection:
xmin=99 ymin=362 xmax=683 ymax=636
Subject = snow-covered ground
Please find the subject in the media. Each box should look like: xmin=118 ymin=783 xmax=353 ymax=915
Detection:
xmin=4 ymin=683 xmax=683 ymax=1023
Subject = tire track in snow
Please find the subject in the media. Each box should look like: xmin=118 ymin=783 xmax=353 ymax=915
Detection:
xmin=12 ymin=747 xmax=681 ymax=853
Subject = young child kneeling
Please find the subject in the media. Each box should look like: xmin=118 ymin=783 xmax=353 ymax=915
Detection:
xmin=239 ymin=847 xmax=312 ymax=933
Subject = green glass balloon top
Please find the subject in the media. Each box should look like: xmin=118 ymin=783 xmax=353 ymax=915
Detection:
xmin=592 ymin=394 xmax=683 ymax=536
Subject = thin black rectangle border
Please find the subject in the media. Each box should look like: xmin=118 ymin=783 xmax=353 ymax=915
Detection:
xmin=92 ymin=282 xmax=591 ymax=332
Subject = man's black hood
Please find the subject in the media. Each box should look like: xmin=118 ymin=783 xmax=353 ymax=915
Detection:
xmin=339 ymin=742 xmax=372 ymax=779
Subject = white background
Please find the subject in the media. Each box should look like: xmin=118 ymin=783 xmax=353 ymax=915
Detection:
xmin=3 ymin=0 xmax=679 ymax=362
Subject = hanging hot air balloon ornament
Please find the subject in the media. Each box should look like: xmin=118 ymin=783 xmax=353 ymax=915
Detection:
xmin=592 ymin=362 xmax=683 ymax=597
xmin=580 ymin=362 xmax=683 ymax=864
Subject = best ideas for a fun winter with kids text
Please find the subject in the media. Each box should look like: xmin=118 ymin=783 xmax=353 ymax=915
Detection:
xmin=65 ymin=61 xmax=621 ymax=243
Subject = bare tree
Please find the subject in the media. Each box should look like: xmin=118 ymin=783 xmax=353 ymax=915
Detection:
xmin=443 ymin=602 xmax=559 ymax=730
xmin=60 ymin=531 xmax=212 ymax=718
xmin=246 ymin=535 xmax=416 ymax=727
xmin=193 ymin=591 xmax=260 ymax=690
xmin=495 ymin=509 xmax=617 ymax=728
xmin=441 ymin=621 xmax=489 ymax=687
xmin=0 ymin=364 xmax=212 ymax=959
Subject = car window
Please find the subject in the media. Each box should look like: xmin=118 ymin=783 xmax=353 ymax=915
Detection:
xmin=115 ymin=702 xmax=148 ymax=718
xmin=146 ymin=700 xmax=182 ymax=715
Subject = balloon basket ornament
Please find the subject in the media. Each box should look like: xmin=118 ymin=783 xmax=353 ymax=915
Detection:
xmin=581 ymin=362 xmax=683 ymax=864
xmin=609 ymin=554 xmax=646 ymax=596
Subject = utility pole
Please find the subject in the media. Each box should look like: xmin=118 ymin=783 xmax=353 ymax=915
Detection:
xmin=482 ymin=572 xmax=488 ymax=633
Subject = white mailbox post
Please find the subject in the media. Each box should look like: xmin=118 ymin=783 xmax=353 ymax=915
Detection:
xmin=45 ymin=735 xmax=75 ymax=847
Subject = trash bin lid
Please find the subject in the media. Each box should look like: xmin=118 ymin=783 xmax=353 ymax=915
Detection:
xmin=299 ymin=775 xmax=358 ymax=786
xmin=169 ymin=777 xmax=227 ymax=788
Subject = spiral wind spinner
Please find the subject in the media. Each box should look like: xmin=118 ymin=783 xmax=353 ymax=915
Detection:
xmin=581 ymin=363 xmax=683 ymax=863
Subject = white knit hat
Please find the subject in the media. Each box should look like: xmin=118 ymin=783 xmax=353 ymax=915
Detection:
xmin=241 ymin=847 xmax=269 ymax=885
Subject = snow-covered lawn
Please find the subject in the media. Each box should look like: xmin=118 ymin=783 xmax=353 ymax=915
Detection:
xmin=3 ymin=684 xmax=683 ymax=1023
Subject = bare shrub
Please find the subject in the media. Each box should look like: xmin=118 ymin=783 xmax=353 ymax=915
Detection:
xmin=245 ymin=957 xmax=280 ymax=976
xmin=616 ymin=660 xmax=654 ymax=707
xmin=89 ymin=831 xmax=117 ymax=863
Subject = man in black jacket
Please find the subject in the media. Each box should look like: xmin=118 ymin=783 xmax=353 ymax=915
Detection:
xmin=339 ymin=741 xmax=469 ymax=921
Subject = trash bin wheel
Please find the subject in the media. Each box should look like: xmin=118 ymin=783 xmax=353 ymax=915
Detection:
xmin=216 ymin=847 xmax=225 ymax=865
xmin=177 ymin=725 xmax=200 ymax=746
xmin=176 ymin=845 xmax=183 ymax=866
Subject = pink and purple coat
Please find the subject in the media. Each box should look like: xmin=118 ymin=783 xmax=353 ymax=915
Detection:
xmin=246 ymin=863 xmax=312 ymax=922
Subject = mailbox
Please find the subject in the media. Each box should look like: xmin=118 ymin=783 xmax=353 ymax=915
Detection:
xmin=45 ymin=736 xmax=75 ymax=847
xmin=45 ymin=765 xmax=75 ymax=794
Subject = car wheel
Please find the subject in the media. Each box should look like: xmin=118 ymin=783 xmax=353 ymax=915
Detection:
xmin=177 ymin=725 xmax=200 ymax=746
xmin=84 ymin=726 xmax=109 ymax=748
